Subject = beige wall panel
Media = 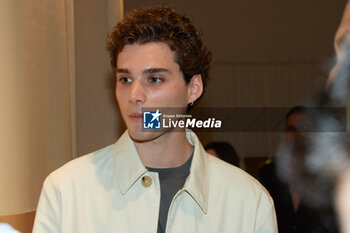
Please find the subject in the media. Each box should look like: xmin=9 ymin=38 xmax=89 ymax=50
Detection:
xmin=74 ymin=0 xmax=124 ymax=156
xmin=0 ymin=0 xmax=73 ymax=215
xmin=0 ymin=0 xmax=123 ymax=229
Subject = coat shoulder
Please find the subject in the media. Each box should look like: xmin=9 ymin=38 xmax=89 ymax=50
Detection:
xmin=47 ymin=144 xmax=115 ymax=184
xmin=209 ymin=155 xmax=269 ymax=197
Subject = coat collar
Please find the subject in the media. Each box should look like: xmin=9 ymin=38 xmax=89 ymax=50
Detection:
xmin=113 ymin=130 xmax=209 ymax=214
xmin=182 ymin=130 xmax=210 ymax=214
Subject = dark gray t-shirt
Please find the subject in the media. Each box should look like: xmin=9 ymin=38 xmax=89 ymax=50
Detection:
xmin=147 ymin=155 xmax=193 ymax=233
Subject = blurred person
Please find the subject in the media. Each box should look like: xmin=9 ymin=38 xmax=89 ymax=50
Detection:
xmin=32 ymin=6 xmax=277 ymax=233
xmin=275 ymin=2 xmax=350 ymax=233
xmin=204 ymin=141 xmax=240 ymax=167
xmin=329 ymin=1 xmax=350 ymax=232
xmin=259 ymin=106 xmax=333 ymax=233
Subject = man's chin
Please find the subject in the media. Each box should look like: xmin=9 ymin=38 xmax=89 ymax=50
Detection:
xmin=127 ymin=129 xmax=164 ymax=143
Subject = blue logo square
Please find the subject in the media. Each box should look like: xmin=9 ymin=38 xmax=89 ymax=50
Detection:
xmin=143 ymin=110 xmax=162 ymax=129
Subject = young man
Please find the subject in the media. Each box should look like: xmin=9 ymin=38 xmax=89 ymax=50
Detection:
xmin=33 ymin=6 xmax=277 ymax=233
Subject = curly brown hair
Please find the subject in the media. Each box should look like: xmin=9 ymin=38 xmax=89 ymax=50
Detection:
xmin=106 ymin=6 xmax=212 ymax=107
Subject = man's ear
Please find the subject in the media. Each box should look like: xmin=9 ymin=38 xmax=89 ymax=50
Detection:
xmin=187 ymin=74 xmax=204 ymax=104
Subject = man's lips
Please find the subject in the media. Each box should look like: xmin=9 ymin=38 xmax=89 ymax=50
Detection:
xmin=129 ymin=113 xmax=143 ymax=122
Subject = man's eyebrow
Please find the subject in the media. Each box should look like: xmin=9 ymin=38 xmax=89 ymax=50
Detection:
xmin=143 ymin=68 xmax=170 ymax=75
xmin=116 ymin=68 xmax=130 ymax=74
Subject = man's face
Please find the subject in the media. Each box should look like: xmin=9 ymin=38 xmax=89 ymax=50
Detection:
xmin=284 ymin=113 xmax=306 ymax=142
xmin=115 ymin=42 xmax=200 ymax=141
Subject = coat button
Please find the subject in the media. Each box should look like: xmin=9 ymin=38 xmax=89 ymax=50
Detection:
xmin=141 ymin=176 xmax=152 ymax=187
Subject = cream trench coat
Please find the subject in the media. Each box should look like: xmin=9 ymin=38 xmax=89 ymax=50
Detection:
xmin=33 ymin=130 xmax=277 ymax=233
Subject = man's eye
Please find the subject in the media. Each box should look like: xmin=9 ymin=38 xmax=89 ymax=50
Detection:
xmin=119 ymin=77 xmax=132 ymax=83
xmin=148 ymin=77 xmax=162 ymax=83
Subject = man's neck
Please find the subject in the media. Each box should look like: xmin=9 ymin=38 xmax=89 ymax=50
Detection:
xmin=133 ymin=131 xmax=193 ymax=169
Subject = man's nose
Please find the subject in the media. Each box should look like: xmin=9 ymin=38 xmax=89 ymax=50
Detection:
xmin=129 ymin=80 xmax=146 ymax=104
